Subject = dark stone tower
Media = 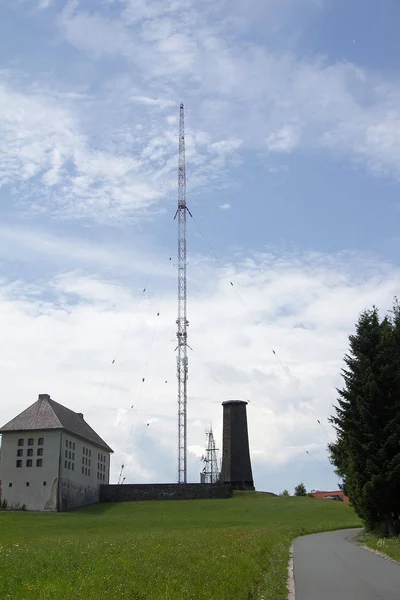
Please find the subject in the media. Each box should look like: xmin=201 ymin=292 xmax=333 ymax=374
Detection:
xmin=221 ymin=400 xmax=255 ymax=490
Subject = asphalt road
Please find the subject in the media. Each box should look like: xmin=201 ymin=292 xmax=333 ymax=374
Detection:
xmin=293 ymin=528 xmax=400 ymax=600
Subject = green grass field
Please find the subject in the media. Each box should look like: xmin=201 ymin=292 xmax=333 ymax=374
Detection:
xmin=356 ymin=531 xmax=400 ymax=563
xmin=0 ymin=492 xmax=361 ymax=600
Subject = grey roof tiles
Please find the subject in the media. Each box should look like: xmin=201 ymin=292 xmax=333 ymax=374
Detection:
xmin=0 ymin=394 xmax=113 ymax=452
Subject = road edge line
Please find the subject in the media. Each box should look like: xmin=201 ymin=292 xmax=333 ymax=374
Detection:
xmin=287 ymin=542 xmax=295 ymax=600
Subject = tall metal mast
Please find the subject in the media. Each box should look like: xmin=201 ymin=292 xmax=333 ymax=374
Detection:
xmin=175 ymin=103 xmax=191 ymax=483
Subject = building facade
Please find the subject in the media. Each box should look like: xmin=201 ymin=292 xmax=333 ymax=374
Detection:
xmin=0 ymin=394 xmax=113 ymax=511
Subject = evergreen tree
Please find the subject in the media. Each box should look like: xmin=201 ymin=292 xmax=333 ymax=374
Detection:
xmin=294 ymin=483 xmax=307 ymax=496
xmin=329 ymin=303 xmax=400 ymax=536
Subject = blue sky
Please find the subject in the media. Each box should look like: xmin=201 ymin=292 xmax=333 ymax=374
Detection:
xmin=0 ymin=0 xmax=400 ymax=494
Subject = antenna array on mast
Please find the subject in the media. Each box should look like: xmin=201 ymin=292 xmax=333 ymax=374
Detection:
xmin=175 ymin=103 xmax=191 ymax=484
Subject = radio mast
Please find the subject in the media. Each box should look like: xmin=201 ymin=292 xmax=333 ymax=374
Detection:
xmin=175 ymin=104 xmax=191 ymax=483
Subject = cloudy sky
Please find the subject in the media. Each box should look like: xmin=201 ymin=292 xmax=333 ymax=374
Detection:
xmin=0 ymin=0 xmax=399 ymax=494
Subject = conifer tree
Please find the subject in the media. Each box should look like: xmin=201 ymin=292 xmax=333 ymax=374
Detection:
xmin=329 ymin=303 xmax=400 ymax=536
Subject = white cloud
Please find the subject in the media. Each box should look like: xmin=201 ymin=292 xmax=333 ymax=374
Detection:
xmin=266 ymin=125 xmax=300 ymax=153
xmin=0 ymin=75 xmax=163 ymax=221
xmin=0 ymin=73 xmax=241 ymax=221
xmin=0 ymin=224 xmax=175 ymax=283
xmin=0 ymin=246 xmax=398 ymax=493
xmin=131 ymin=96 xmax=175 ymax=109
xmin=220 ymin=203 xmax=231 ymax=210
xmin=37 ymin=0 xmax=52 ymax=8
xmin=55 ymin=0 xmax=400 ymax=182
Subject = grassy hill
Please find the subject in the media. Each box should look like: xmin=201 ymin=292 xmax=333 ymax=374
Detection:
xmin=0 ymin=492 xmax=361 ymax=599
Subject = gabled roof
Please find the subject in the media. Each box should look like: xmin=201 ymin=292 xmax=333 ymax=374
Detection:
xmin=0 ymin=394 xmax=113 ymax=453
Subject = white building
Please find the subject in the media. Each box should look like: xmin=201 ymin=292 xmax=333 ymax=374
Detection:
xmin=0 ymin=393 xmax=113 ymax=511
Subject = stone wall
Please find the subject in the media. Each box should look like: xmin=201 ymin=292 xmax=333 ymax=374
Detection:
xmin=59 ymin=478 xmax=99 ymax=511
xmin=100 ymin=482 xmax=232 ymax=503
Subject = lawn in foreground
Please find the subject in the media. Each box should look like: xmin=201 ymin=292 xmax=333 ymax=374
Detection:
xmin=0 ymin=492 xmax=361 ymax=600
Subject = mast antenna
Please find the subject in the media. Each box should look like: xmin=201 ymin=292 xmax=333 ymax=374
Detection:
xmin=175 ymin=103 xmax=192 ymax=483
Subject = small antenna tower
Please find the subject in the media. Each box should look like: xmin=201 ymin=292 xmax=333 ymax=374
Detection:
xmin=175 ymin=103 xmax=192 ymax=484
xmin=201 ymin=427 xmax=220 ymax=484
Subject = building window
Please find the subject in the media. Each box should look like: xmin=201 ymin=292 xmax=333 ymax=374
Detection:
xmin=16 ymin=460 xmax=22 ymax=468
xmin=88 ymin=469 xmax=91 ymax=476
xmin=65 ymin=460 xmax=68 ymax=468
xmin=27 ymin=449 xmax=33 ymax=457
xmin=43 ymin=482 xmax=47 ymax=486
xmin=69 ymin=451 xmax=71 ymax=459
xmin=72 ymin=453 xmax=75 ymax=461
xmin=38 ymin=438 xmax=44 ymax=446
xmin=89 ymin=450 xmax=91 ymax=457
xmin=26 ymin=460 xmax=33 ymax=467
xmin=69 ymin=441 xmax=72 ymax=449
xmin=72 ymin=463 xmax=74 ymax=471
xmin=73 ymin=442 xmax=75 ymax=450
xmin=17 ymin=449 xmax=23 ymax=457
xmin=82 ymin=457 xmax=85 ymax=465
xmin=9 ymin=482 xmax=12 ymax=487
xmin=18 ymin=438 xmax=24 ymax=447
xmin=36 ymin=459 xmax=43 ymax=467
xmin=89 ymin=459 xmax=91 ymax=467
xmin=26 ymin=482 xmax=30 ymax=487
xmin=68 ymin=462 xmax=71 ymax=470
xmin=28 ymin=438 xmax=34 ymax=446
xmin=37 ymin=448 xmax=43 ymax=456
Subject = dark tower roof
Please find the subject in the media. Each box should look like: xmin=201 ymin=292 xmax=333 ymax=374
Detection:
xmin=222 ymin=400 xmax=248 ymax=405
xmin=0 ymin=393 xmax=113 ymax=453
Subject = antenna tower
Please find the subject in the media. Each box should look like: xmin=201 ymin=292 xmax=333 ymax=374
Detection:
xmin=175 ymin=103 xmax=192 ymax=483
xmin=201 ymin=427 xmax=220 ymax=484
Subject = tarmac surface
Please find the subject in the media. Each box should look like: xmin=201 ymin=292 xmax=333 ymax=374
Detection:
xmin=293 ymin=528 xmax=400 ymax=600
